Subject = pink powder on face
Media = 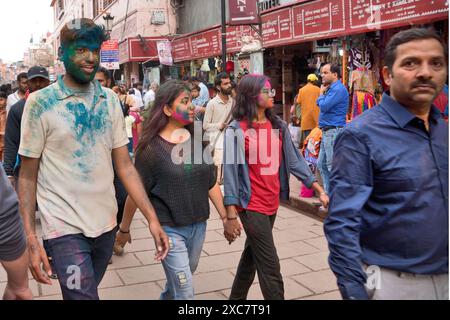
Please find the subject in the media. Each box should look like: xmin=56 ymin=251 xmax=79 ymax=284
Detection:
xmin=257 ymin=94 xmax=265 ymax=106
xmin=257 ymin=80 xmax=272 ymax=105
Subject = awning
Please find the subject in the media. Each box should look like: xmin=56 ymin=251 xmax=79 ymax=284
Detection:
xmin=171 ymin=0 xmax=448 ymax=63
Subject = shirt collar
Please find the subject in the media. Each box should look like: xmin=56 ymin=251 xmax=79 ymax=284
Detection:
xmin=429 ymin=104 xmax=443 ymax=123
xmin=215 ymin=94 xmax=231 ymax=105
xmin=55 ymin=75 xmax=106 ymax=101
xmin=329 ymin=80 xmax=341 ymax=90
xmin=380 ymin=92 xmax=442 ymax=127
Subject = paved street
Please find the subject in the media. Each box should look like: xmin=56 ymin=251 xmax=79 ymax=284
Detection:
xmin=0 ymin=204 xmax=340 ymax=300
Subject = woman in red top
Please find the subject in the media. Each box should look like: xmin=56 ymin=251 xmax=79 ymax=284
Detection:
xmin=224 ymin=74 xmax=328 ymax=300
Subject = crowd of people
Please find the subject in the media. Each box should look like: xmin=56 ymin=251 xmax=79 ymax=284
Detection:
xmin=0 ymin=18 xmax=448 ymax=301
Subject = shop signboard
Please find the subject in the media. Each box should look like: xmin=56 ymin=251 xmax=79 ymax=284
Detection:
xmin=261 ymin=7 xmax=293 ymax=45
xmin=226 ymin=25 xmax=243 ymax=52
xmin=118 ymin=39 xmax=129 ymax=64
xmin=190 ymin=28 xmax=222 ymax=59
xmin=119 ymin=37 xmax=167 ymax=63
xmin=349 ymin=0 xmax=449 ymax=31
xmin=129 ymin=38 xmax=159 ymax=62
xmin=229 ymin=0 xmax=260 ymax=25
xmin=101 ymin=40 xmax=120 ymax=70
xmin=172 ymin=37 xmax=192 ymax=62
xmin=293 ymin=0 xmax=346 ymax=39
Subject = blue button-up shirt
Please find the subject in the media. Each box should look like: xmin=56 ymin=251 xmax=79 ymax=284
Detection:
xmin=324 ymin=93 xmax=449 ymax=300
xmin=317 ymin=80 xmax=348 ymax=128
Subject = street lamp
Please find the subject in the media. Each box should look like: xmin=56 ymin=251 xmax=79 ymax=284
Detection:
xmin=103 ymin=13 xmax=114 ymax=34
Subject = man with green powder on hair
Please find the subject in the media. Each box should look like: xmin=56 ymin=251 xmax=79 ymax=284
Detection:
xmin=17 ymin=18 xmax=169 ymax=300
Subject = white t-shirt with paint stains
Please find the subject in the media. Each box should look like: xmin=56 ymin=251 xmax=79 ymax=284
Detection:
xmin=19 ymin=77 xmax=129 ymax=240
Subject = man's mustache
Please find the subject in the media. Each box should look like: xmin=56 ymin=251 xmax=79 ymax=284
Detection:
xmin=411 ymin=80 xmax=437 ymax=89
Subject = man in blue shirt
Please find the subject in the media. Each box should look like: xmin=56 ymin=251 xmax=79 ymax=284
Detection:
xmin=325 ymin=28 xmax=448 ymax=300
xmin=316 ymin=64 xmax=348 ymax=194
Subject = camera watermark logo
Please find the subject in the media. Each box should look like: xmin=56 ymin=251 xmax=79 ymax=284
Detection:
xmin=66 ymin=265 xmax=81 ymax=290
xmin=365 ymin=265 xmax=381 ymax=290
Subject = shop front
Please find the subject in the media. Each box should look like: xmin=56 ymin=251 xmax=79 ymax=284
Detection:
xmin=172 ymin=26 xmax=240 ymax=91
xmin=256 ymin=0 xmax=448 ymax=122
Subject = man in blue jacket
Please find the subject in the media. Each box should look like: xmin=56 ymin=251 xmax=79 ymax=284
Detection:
xmin=316 ymin=64 xmax=348 ymax=194
xmin=325 ymin=28 xmax=448 ymax=300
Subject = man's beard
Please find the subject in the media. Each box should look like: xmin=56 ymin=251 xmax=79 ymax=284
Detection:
xmin=220 ymin=88 xmax=232 ymax=95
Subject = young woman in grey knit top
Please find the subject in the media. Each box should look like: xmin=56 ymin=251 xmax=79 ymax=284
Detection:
xmin=115 ymin=80 xmax=240 ymax=300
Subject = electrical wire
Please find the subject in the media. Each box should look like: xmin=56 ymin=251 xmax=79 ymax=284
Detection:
xmin=120 ymin=0 xmax=130 ymax=42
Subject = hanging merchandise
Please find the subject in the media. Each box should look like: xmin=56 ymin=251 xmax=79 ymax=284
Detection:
xmin=350 ymin=69 xmax=377 ymax=94
xmin=330 ymin=41 xmax=340 ymax=66
xmin=315 ymin=56 xmax=321 ymax=74
xmin=226 ymin=60 xmax=235 ymax=74
xmin=215 ymin=57 xmax=221 ymax=69
xmin=347 ymin=36 xmax=379 ymax=120
xmin=216 ymin=57 xmax=223 ymax=73
xmin=352 ymin=91 xmax=376 ymax=118
xmin=208 ymin=58 xmax=216 ymax=70
xmin=200 ymin=59 xmax=211 ymax=72
xmin=349 ymin=47 xmax=372 ymax=69
xmin=349 ymin=69 xmax=377 ymax=119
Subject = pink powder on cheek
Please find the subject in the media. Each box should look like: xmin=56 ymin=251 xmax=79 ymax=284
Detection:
xmin=257 ymin=80 xmax=271 ymax=106
xmin=257 ymin=93 xmax=267 ymax=106
xmin=172 ymin=110 xmax=192 ymax=125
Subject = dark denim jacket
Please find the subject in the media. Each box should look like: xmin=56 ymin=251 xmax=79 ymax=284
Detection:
xmin=223 ymin=117 xmax=316 ymax=208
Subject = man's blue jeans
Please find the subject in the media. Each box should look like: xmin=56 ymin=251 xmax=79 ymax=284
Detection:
xmin=160 ymin=221 xmax=207 ymax=300
xmin=318 ymin=127 xmax=343 ymax=194
xmin=43 ymin=228 xmax=116 ymax=300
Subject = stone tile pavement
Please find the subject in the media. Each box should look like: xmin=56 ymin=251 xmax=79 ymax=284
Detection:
xmin=0 ymin=204 xmax=341 ymax=300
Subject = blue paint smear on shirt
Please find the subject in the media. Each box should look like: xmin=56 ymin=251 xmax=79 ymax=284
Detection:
xmin=29 ymin=93 xmax=59 ymax=120
xmin=65 ymin=99 xmax=110 ymax=179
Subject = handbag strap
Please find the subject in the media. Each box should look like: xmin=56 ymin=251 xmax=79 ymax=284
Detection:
xmin=211 ymin=98 xmax=235 ymax=150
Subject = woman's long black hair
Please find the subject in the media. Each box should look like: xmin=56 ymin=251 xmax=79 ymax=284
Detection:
xmin=135 ymin=79 xmax=191 ymax=155
xmin=232 ymin=74 xmax=280 ymax=128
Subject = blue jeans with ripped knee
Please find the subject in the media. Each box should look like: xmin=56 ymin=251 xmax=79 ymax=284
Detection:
xmin=160 ymin=221 xmax=207 ymax=300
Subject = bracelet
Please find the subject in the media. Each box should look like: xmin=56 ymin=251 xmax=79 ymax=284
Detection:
xmin=227 ymin=217 xmax=238 ymax=220
xmin=320 ymin=192 xmax=327 ymax=196
xmin=118 ymin=227 xmax=130 ymax=234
